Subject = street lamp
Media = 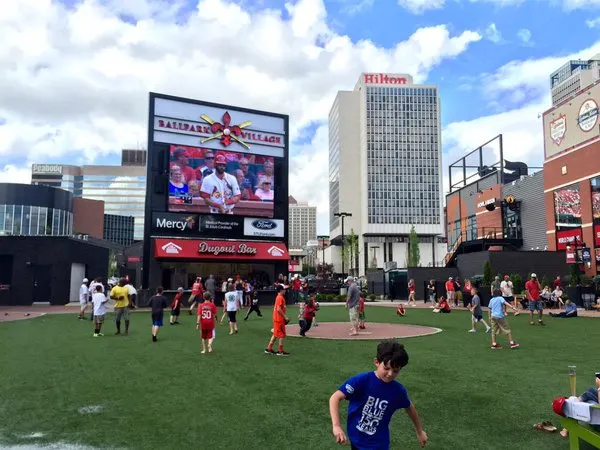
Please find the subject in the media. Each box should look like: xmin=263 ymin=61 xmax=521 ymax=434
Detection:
xmin=334 ymin=212 xmax=352 ymax=277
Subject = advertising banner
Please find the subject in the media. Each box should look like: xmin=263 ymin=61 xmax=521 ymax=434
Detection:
xmin=154 ymin=238 xmax=289 ymax=260
xmin=243 ymin=217 xmax=285 ymax=238
xmin=556 ymin=228 xmax=583 ymax=251
xmin=152 ymin=212 xmax=199 ymax=235
xmin=595 ymin=224 xmax=600 ymax=247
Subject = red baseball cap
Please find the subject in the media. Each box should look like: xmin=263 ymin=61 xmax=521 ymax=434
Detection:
xmin=552 ymin=397 xmax=567 ymax=416
xmin=215 ymin=155 xmax=227 ymax=164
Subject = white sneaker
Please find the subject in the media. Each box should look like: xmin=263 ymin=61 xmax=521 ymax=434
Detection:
xmin=468 ymin=329 xmax=476 ymax=333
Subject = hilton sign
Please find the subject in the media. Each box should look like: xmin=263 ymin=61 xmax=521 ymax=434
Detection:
xmin=363 ymin=73 xmax=410 ymax=85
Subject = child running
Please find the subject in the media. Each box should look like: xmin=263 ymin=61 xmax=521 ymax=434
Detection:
xmin=467 ymin=287 xmax=490 ymax=333
xmin=244 ymin=289 xmax=263 ymax=320
xmin=91 ymin=285 xmax=108 ymax=337
xmin=170 ymin=287 xmax=183 ymax=325
xmin=148 ymin=287 xmax=168 ymax=342
xmin=196 ymin=292 xmax=217 ymax=354
xmin=488 ymin=289 xmax=520 ymax=350
xmin=299 ymin=294 xmax=317 ymax=337
xmin=329 ymin=340 xmax=428 ymax=449
xmin=358 ymin=296 xmax=366 ymax=330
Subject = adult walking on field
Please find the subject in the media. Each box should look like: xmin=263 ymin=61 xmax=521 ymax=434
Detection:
xmin=345 ymin=276 xmax=360 ymax=336
xmin=205 ymin=274 xmax=216 ymax=300
xmin=110 ymin=277 xmax=131 ymax=335
xmin=526 ymin=273 xmax=545 ymax=326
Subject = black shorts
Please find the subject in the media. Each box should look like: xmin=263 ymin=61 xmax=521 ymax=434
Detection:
xmin=151 ymin=312 xmax=164 ymax=323
xmin=503 ymin=296 xmax=514 ymax=303
xmin=171 ymin=308 xmax=180 ymax=317
xmin=227 ymin=311 xmax=237 ymax=323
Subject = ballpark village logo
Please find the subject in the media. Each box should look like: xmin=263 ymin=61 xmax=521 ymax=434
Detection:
xmin=200 ymin=112 xmax=251 ymax=149
xmin=549 ymin=114 xmax=567 ymax=145
xmin=578 ymin=99 xmax=599 ymax=132
xmin=156 ymin=113 xmax=282 ymax=148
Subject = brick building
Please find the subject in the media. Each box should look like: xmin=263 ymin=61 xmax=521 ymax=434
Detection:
xmin=542 ymin=80 xmax=600 ymax=275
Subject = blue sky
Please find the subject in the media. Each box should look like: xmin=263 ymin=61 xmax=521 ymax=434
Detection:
xmin=1 ymin=0 xmax=600 ymax=233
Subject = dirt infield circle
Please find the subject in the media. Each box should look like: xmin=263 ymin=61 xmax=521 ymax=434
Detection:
xmin=286 ymin=322 xmax=442 ymax=340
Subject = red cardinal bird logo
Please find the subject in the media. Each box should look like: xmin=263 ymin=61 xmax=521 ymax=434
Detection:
xmin=200 ymin=112 xmax=252 ymax=149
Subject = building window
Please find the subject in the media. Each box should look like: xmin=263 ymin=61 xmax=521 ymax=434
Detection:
xmin=554 ymin=183 xmax=582 ymax=229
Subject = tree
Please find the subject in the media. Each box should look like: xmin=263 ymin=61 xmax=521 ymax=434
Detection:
xmin=407 ymin=225 xmax=421 ymax=267
xmin=483 ymin=261 xmax=494 ymax=286
xmin=343 ymin=230 xmax=359 ymax=276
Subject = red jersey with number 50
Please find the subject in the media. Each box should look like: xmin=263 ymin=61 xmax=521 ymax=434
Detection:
xmin=198 ymin=302 xmax=217 ymax=329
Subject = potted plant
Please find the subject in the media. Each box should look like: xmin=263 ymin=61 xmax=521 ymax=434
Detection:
xmin=368 ymin=294 xmax=376 ymax=302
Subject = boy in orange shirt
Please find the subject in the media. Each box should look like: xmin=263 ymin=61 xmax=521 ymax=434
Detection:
xmin=264 ymin=285 xmax=290 ymax=356
xmin=358 ymin=296 xmax=366 ymax=330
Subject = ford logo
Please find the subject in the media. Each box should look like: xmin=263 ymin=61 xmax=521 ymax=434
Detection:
xmin=252 ymin=219 xmax=277 ymax=230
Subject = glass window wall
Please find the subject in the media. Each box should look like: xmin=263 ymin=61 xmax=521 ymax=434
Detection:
xmin=0 ymin=204 xmax=72 ymax=236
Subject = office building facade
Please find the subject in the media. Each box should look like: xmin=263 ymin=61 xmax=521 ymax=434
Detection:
xmin=550 ymin=54 xmax=600 ymax=106
xmin=289 ymin=196 xmax=317 ymax=266
xmin=329 ymin=73 xmax=445 ymax=275
xmin=103 ymin=214 xmax=135 ymax=246
xmin=31 ymin=150 xmax=147 ymax=240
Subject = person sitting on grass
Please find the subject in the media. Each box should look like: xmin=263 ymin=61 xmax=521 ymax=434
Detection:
xmin=549 ymin=300 xmax=578 ymax=318
xmin=433 ymin=296 xmax=451 ymax=313
xmin=396 ymin=303 xmax=406 ymax=317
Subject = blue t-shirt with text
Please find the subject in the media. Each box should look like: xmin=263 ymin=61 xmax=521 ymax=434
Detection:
xmin=488 ymin=296 xmax=506 ymax=318
xmin=338 ymin=371 xmax=411 ymax=450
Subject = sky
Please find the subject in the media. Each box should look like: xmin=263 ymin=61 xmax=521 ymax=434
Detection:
xmin=1 ymin=0 xmax=600 ymax=235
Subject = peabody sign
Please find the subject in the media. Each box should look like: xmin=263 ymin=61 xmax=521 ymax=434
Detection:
xmin=32 ymin=164 xmax=62 ymax=175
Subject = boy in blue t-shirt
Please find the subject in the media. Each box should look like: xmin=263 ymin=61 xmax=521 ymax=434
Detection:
xmin=329 ymin=340 xmax=428 ymax=449
xmin=488 ymin=289 xmax=520 ymax=350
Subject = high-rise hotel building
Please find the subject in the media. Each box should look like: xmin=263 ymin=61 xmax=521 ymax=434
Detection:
xmin=329 ymin=73 xmax=445 ymax=275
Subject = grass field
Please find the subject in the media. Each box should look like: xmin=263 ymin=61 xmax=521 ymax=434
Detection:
xmin=0 ymin=305 xmax=595 ymax=449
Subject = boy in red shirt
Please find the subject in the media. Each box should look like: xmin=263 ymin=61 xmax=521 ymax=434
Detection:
xmin=433 ymin=297 xmax=451 ymax=313
xmin=358 ymin=296 xmax=366 ymax=329
xmin=170 ymin=287 xmax=183 ymax=325
xmin=196 ymin=292 xmax=217 ymax=354
xmin=265 ymin=285 xmax=290 ymax=356
xmin=188 ymin=277 xmax=204 ymax=315
xmin=396 ymin=304 xmax=406 ymax=316
xmin=299 ymin=295 xmax=318 ymax=337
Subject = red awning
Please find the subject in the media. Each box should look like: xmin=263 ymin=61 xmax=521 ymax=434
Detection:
xmin=154 ymin=238 xmax=289 ymax=260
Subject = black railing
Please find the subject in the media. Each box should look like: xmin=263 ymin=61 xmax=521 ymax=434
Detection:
xmin=444 ymin=227 xmax=522 ymax=265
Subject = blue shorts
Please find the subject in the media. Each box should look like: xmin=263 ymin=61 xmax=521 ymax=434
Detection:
xmin=528 ymin=300 xmax=543 ymax=312
xmin=152 ymin=313 xmax=164 ymax=327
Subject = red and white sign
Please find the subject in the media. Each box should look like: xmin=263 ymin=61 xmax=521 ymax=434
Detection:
xmin=594 ymin=224 xmax=600 ymax=247
xmin=550 ymin=114 xmax=567 ymax=145
xmin=127 ymin=256 xmax=141 ymax=263
xmin=289 ymin=258 xmax=302 ymax=272
xmin=566 ymin=247 xmax=577 ymax=264
xmin=556 ymin=228 xmax=583 ymax=251
xmin=363 ymin=73 xmax=409 ymax=85
xmin=154 ymin=239 xmax=289 ymax=260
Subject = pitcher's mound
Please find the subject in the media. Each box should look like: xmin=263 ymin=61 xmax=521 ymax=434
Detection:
xmin=287 ymin=322 xmax=442 ymax=340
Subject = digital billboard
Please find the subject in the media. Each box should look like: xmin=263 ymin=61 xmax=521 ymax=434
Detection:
xmin=144 ymin=93 xmax=289 ymax=243
xmin=167 ymin=145 xmax=275 ymax=217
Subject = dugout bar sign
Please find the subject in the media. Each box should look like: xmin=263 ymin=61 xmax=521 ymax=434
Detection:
xmin=154 ymin=238 xmax=290 ymax=260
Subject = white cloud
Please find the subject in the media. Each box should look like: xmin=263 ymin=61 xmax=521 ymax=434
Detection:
xmin=397 ymin=0 xmax=445 ymax=14
xmin=397 ymin=0 xmax=600 ymax=13
xmin=485 ymin=23 xmax=503 ymax=43
xmin=337 ymin=0 xmax=375 ymax=15
xmin=516 ymin=28 xmax=533 ymax=45
xmin=0 ymin=0 xmax=481 ymax=235
xmin=586 ymin=17 xmax=600 ymax=27
xmin=0 ymin=165 xmax=31 ymax=184
xmin=441 ymin=39 xmax=600 ymax=196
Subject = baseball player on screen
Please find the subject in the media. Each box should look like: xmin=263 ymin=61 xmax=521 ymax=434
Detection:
xmin=199 ymin=155 xmax=241 ymax=214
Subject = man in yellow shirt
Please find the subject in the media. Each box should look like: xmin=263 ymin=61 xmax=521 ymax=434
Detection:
xmin=110 ymin=278 xmax=131 ymax=335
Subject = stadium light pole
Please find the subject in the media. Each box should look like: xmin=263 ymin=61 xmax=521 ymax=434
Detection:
xmin=334 ymin=212 xmax=352 ymax=278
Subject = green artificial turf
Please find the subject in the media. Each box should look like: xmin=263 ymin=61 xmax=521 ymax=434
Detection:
xmin=0 ymin=305 xmax=595 ymax=449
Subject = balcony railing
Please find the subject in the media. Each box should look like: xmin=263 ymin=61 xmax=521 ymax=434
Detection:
xmin=443 ymin=227 xmax=522 ymax=266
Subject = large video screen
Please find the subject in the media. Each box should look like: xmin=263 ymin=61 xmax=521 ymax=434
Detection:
xmin=168 ymin=145 xmax=275 ymax=218
xmin=554 ymin=184 xmax=582 ymax=227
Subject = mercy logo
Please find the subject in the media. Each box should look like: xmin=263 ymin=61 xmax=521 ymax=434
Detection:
xmin=155 ymin=215 xmax=196 ymax=231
